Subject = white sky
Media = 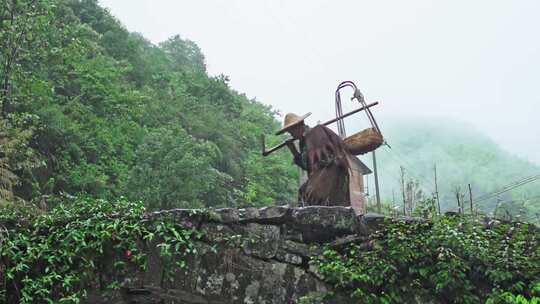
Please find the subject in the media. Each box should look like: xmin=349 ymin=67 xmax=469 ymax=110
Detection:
xmin=99 ymin=0 xmax=540 ymax=164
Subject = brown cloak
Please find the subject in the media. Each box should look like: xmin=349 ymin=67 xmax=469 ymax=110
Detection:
xmin=294 ymin=125 xmax=351 ymax=206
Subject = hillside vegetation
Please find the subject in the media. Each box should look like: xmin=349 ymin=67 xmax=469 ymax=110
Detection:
xmin=0 ymin=0 xmax=297 ymax=210
xmin=2 ymin=1 xmax=539 ymax=225
xmin=370 ymin=119 xmax=540 ymax=222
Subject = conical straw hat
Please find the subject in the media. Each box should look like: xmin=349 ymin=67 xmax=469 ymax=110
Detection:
xmin=276 ymin=112 xmax=311 ymax=135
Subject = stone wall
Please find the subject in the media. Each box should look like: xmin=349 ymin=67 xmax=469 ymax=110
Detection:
xmin=86 ymin=206 xmax=388 ymax=304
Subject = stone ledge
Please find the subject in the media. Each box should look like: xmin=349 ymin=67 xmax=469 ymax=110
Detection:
xmin=84 ymin=206 xmax=429 ymax=304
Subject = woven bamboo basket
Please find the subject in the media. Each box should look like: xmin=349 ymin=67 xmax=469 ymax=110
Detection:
xmin=344 ymin=128 xmax=383 ymax=155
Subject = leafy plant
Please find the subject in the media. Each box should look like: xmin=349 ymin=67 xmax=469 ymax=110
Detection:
xmin=314 ymin=216 xmax=539 ymax=303
xmin=0 ymin=197 xmax=205 ymax=303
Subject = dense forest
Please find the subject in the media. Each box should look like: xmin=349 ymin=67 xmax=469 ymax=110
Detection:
xmin=0 ymin=0 xmax=298 ymax=210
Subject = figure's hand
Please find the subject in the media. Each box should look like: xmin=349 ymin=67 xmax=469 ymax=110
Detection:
xmin=285 ymin=138 xmax=300 ymax=156
xmin=285 ymin=138 xmax=295 ymax=148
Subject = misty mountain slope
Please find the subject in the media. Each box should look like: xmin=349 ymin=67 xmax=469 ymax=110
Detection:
xmin=0 ymin=0 xmax=298 ymax=209
xmin=364 ymin=118 xmax=540 ymax=214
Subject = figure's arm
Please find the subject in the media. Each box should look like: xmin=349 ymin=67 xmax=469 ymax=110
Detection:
xmin=320 ymin=125 xmax=350 ymax=169
xmin=286 ymin=140 xmax=308 ymax=170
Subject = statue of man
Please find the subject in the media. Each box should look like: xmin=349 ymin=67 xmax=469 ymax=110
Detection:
xmin=276 ymin=113 xmax=351 ymax=206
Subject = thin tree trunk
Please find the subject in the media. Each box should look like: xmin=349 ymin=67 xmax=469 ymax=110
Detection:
xmin=372 ymin=151 xmax=381 ymax=213
xmin=468 ymin=183 xmax=473 ymax=215
xmin=400 ymin=166 xmax=406 ymax=215
xmin=434 ymin=164 xmax=441 ymax=215
xmin=456 ymin=192 xmax=461 ymax=214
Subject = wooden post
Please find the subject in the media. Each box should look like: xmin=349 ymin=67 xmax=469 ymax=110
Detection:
xmin=456 ymin=192 xmax=461 ymax=214
xmin=468 ymin=183 xmax=473 ymax=214
xmin=392 ymin=189 xmax=397 ymax=217
xmin=400 ymin=166 xmax=406 ymax=215
xmin=372 ymin=151 xmax=381 ymax=213
xmin=460 ymin=193 xmax=465 ymax=214
xmin=434 ymin=164 xmax=441 ymax=215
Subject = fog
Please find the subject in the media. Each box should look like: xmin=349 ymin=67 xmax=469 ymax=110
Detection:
xmin=99 ymin=0 xmax=540 ymax=164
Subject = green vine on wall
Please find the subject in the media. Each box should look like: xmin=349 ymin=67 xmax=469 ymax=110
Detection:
xmin=0 ymin=197 xmax=203 ymax=303
xmin=1 ymin=198 xmax=539 ymax=304
xmin=313 ymin=217 xmax=540 ymax=304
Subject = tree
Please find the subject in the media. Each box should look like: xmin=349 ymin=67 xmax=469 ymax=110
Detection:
xmin=159 ymin=35 xmax=206 ymax=73
xmin=127 ymin=125 xmax=231 ymax=209
xmin=0 ymin=115 xmax=37 ymax=204
xmin=0 ymin=0 xmax=53 ymax=115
